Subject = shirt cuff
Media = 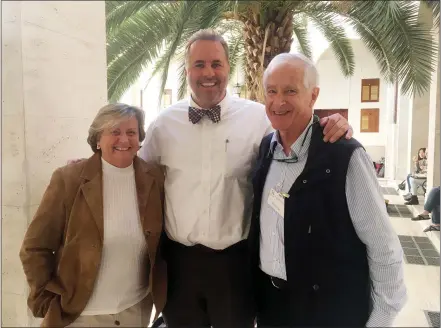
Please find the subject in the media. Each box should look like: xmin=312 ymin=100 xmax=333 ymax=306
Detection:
xmin=366 ymin=308 xmax=397 ymax=327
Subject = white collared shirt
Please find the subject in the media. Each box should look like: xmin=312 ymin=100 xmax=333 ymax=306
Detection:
xmin=139 ymin=94 xmax=273 ymax=249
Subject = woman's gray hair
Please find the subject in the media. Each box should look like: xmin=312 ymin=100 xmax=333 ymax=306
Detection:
xmin=87 ymin=103 xmax=146 ymax=153
xmin=263 ymin=53 xmax=319 ymax=90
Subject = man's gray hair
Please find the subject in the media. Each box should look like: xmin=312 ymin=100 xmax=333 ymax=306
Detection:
xmin=185 ymin=29 xmax=229 ymax=67
xmin=263 ymin=53 xmax=319 ymax=89
xmin=87 ymin=103 xmax=146 ymax=153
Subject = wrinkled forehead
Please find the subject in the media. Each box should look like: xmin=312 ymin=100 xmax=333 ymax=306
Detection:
xmin=265 ymin=62 xmax=306 ymax=86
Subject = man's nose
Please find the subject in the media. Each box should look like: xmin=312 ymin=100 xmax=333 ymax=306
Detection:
xmin=202 ymin=66 xmax=215 ymax=78
xmin=272 ymin=94 xmax=286 ymax=107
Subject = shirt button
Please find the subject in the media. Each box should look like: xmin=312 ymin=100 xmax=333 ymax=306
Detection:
xmin=325 ymin=169 xmax=331 ymax=173
xmin=114 ymin=320 xmax=120 ymax=326
xmin=303 ymin=179 xmax=308 ymax=183
xmin=313 ymin=284 xmax=320 ymax=291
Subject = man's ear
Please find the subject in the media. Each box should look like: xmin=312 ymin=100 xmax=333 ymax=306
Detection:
xmin=310 ymin=87 xmax=320 ymax=107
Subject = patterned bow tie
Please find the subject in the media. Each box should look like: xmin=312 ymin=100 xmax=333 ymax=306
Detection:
xmin=188 ymin=105 xmax=221 ymax=124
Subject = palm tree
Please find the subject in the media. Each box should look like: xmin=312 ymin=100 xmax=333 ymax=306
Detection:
xmin=106 ymin=1 xmax=438 ymax=104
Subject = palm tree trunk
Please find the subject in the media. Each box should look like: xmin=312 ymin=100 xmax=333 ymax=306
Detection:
xmin=243 ymin=10 xmax=293 ymax=103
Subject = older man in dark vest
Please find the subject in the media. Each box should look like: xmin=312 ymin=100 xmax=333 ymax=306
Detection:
xmin=249 ymin=53 xmax=407 ymax=327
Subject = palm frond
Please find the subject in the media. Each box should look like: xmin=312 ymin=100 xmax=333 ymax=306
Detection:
xmin=177 ymin=59 xmax=188 ymax=101
xmin=106 ymin=3 xmax=178 ymax=101
xmin=227 ymin=29 xmax=245 ymax=81
xmin=107 ymin=3 xmax=174 ymax=65
xmin=106 ymin=1 xmax=155 ymax=36
xmin=193 ymin=1 xmax=233 ymax=30
xmin=303 ymin=4 xmax=354 ymax=76
xmin=153 ymin=2 xmax=199 ymax=106
xmin=323 ymin=0 xmax=436 ymax=94
xmin=374 ymin=1 xmax=436 ymax=95
xmin=292 ymin=14 xmax=312 ymax=59
xmin=328 ymin=1 xmax=396 ymax=83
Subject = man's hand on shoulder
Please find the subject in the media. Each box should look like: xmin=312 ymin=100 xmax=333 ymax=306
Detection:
xmin=320 ymin=114 xmax=353 ymax=143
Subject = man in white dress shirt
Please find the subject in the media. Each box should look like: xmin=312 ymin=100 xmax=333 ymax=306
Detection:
xmin=248 ymin=53 xmax=407 ymax=327
xmin=139 ymin=29 xmax=353 ymax=328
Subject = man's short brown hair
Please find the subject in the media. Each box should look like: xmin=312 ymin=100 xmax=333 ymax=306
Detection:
xmin=185 ymin=29 xmax=229 ymax=67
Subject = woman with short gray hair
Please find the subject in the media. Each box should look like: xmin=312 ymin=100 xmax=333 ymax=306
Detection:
xmin=20 ymin=103 xmax=167 ymax=327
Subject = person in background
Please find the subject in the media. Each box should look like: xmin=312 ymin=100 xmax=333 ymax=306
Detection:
xmin=249 ymin=53 xmax=407 ymax=327
xmin=403 ymin=147 xmax=427 ymax=205
xmin=140 ymin=28 xmax=353 ymax=328
xmin=20 ymin=104 xmax=167 ymax=327
xmin=412 ymin=186 xmax=440 ymax=232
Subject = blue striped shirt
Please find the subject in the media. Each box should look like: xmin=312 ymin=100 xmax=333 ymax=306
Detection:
xmin=259 ymin=118 xmax=407 ymax=327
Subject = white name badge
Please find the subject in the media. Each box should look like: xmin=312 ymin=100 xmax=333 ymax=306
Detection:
xmin=268 ymin=188 xmax=285 ymax=218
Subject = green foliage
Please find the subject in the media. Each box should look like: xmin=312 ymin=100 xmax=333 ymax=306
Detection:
xmin=106 ymin=1 xmax=437 ymax=102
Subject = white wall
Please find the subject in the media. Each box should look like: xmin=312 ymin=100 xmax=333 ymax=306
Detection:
xmin=426 ymin=30 xmax=440 ymax=191
xmin=314 ymin=40 xmax=393 ymax=161
xmin=384 ymin=84 xmax=398 ymax=180
xmin=395 ymin=93 xmax=414 ymax=180
xmin=2 ymin=1 xmax=107 ymax=326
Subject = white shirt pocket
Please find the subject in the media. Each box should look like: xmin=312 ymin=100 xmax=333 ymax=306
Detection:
xmin=223 ymin=137 xmax=255 ymax=178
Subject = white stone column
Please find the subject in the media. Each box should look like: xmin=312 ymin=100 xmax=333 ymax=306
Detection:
xmin=384 ymin=83 xmax=398 ymax=180
xmin=2 ymin=1 xmax=107 ymax=326
xmin=426 ymin=31 xmax=440 ymax=192
xmin=395 ymin=93 xmax=414 ymax=181
xmin=406 ymin=2 xmax=433 ymax=179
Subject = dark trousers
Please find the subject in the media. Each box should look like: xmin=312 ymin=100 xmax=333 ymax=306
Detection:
xmin=162 ymin=238 xmax=255 ymax=328
xmin=255 ymin=270 xmax=369 ymax=327
xmin=255 ymin=269 xmax=312 ymax=327
xmin=425 ymin=186 xmax=440 ymax=224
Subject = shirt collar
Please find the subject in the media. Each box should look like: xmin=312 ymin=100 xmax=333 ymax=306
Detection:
xmin=270 ymin=115 xmax=314 ymax=161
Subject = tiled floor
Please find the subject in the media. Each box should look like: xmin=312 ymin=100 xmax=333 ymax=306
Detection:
xmin=381 ymin=180 xmax=440 ymax=327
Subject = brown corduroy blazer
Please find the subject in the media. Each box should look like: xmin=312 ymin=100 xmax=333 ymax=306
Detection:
xmin=19 ymin=153 xmax=167 ymax=327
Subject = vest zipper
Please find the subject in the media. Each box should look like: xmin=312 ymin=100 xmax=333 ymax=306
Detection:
xmin=308 ymin=225 xmax=312 ymax=233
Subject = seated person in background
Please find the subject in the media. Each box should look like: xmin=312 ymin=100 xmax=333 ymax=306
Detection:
xmin=403 ymin=148 xmax=427 ymax=205
xmin=411 ymin=186 xmax=440 ymax=232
